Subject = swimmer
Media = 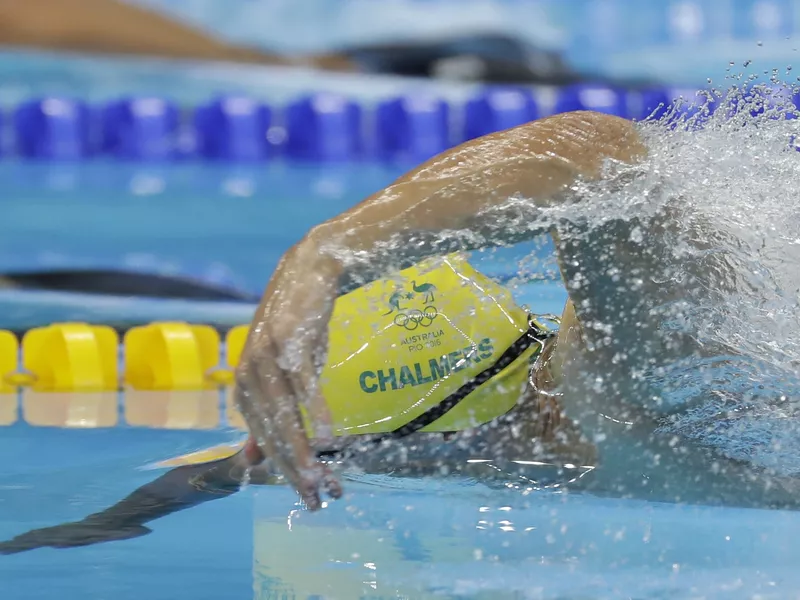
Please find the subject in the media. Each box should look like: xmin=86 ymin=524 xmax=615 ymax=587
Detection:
xmin=0 ymin=257 xmax=595 ymax=553
xmin=4 ymin=110 xmax=798 ymax=553
xmin=234 ymin=109 xmax=800 ymax=510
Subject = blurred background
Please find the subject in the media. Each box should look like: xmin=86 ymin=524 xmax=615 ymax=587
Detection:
xmin=1 ymin=4 xmax=800 ymax=600
xmin=0 ymin=0 xmax=795 ymax=335
xmin=0 ymin=0 xmax=795 ymax=326
xmin=122 ymin=0 xmax=800 ymax=85
xmin=3 ymin=0 xmax=796 ymax=98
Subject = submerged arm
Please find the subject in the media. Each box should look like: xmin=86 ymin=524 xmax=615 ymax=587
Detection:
xmin=0 ymin=450 xmax=273 ymax=554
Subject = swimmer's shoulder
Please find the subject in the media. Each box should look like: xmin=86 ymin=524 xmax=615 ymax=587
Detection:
xmin=404 ymin=111 xmax=646 ymax=187
xmin=489 ymin=111 xmax=646 ymax=170
xmin=540 ymin=111 xmax=645 ymax=163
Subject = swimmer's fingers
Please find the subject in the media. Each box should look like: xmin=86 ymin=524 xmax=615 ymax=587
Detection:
xmin=284 ymin=353 xmax=344 ymax=501
xmin=233 ymin=375 xmax=284 ymax=471
xmin=237 ymin=344 xmax=340 ymax=509
xmin=274 ymin=335 xmax=344 ymax=501
xmin=235 ymin=354 xmax=320 ymax=506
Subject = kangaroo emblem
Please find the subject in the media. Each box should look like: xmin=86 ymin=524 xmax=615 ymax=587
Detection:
xmin=411 ymin=280 xmax=436 ymax=304
xmin=383 ymin=290 xmax=406 ymax=315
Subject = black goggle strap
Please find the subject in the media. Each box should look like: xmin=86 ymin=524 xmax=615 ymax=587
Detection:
xmin=317 ymin=315 xmax=557 ymax=461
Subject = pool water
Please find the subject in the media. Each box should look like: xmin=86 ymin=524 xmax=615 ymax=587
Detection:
xmin=0 ymin=161 xmax=564 ymax=330
xmin=2 ymin=47 xmax=800 ymax=596
xmin=0 ymin=157 xmax=799 ymax=600
xmin=4 ymin=414 xmax=800 ymax=600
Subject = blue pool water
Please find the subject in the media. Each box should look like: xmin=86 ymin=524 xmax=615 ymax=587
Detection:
xmin=1 ymin=51 xmax=800 ymax=598
xmin=0 ymin=160 xmax=563 ymax=329
xmin=0 ymin=158 xmax=799 ymax=600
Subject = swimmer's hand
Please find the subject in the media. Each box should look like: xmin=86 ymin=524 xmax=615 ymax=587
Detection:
xmin=234 ymin=240 xmax=344 ymax=510
xmin=0 ymin=522 xmax=151 ymax=554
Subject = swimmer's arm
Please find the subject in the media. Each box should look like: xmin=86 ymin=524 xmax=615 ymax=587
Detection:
xmin=236 ymin=111 xmax=647 ymax=507
xmin=0 ymin=451 xmax=275 ymax=554
xmin=314 ymin=111 xmax=645 ymax=255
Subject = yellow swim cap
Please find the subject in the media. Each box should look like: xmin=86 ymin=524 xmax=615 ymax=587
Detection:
xmin=155 ymin=255 xmax=549 ymax=469
xmin=319 ymin=254 xmax=543 ymax=437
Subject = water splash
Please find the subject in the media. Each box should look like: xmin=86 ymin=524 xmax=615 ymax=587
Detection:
xmin=538 ymin=84 xmax=800 ymax=478
xmin=378 ymin=83 xmax=800 ymax=482
xmin=305 ymin=84 xmax=800 ymax=493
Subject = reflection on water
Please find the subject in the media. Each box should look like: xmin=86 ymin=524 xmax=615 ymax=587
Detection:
xmin=0 ymin=394 xmax=17 ymax=425
xmin=1 ymin=390 xmax=242 ymax=431
xmin=22 ymin=392 xmax=119 ymax=428
xmin=250 ymin=478 xmax=800 ymax=599
xmin=125 ymin=391 xmax=222 ymax=430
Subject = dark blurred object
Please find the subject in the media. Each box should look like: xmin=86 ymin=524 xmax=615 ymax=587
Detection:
xmin=0 ymin=269 xmax=258 ymax=337
xmin=344 ymin=33 xmax=578 ymax=84
xmin=0 ymin=0 xmax=656 ymax=87
xmin=0 ymin=456 xmax=248 ymax=555
xmin=0 ymin=269 xmax=258 ymax=302
xmin=342 ymin=33 xmax=657 ymax=87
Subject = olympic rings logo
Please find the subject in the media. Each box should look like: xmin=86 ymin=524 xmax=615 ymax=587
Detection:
xmin=393 ymin=306 xmax=438 ymax=330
